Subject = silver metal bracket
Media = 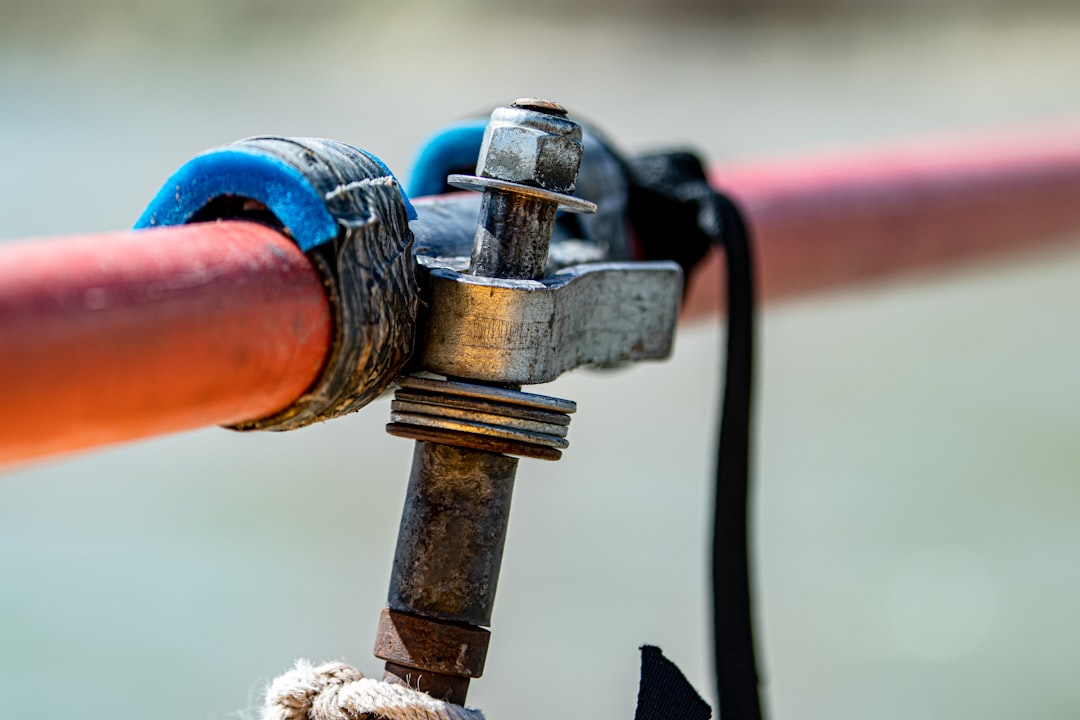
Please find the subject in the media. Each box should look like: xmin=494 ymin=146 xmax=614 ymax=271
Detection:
xmin=417 ymin=260 xmax=683 ymax=385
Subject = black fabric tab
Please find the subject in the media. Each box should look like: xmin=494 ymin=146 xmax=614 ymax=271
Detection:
xmin=634 ymin=646 xmax=712 ymax=720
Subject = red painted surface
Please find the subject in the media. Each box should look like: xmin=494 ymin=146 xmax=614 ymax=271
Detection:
xmin=0 ymin=221 xmax=332 ymax=467
xmin=684 ymin=126 xmax=1080 ymax=317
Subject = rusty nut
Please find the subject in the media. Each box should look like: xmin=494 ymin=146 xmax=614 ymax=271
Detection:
xmin=475 ymin=106 xmax=584 ymax=194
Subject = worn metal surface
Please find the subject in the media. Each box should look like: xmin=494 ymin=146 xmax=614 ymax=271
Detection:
xmin=386 ymin=441 xmax=519 ymax=626
xmin=374 ymin=608 xmax=491 ymax=677
xmin=442 ymin=179 xmax=597 ymax=279
xmin=419 ymin=261 xmax=683 ymax=384
xmin=471 ymin=190 xmax=558 ymax=280
xmin=382 ymin=662 xmax=471 ymax=705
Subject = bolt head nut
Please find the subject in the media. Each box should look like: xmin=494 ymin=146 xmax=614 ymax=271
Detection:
xmin=475 ymin=106 xmax=584 ymax=194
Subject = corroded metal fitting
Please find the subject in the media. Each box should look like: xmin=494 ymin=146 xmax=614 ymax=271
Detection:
xmin=374 ymin=608 xmax=491 ymax=678
xmin=378 ymin=100 xmax=608 ymax=707
xmin=448 ymin=99 xmax=596 ymax=280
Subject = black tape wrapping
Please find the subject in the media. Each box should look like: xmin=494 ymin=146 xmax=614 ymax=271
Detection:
xmin=221 ymin=138 xmax=418 ymax=431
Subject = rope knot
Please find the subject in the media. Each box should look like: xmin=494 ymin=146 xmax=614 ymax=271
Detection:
xmin=262 ymin=660 xmax=484 ymax=720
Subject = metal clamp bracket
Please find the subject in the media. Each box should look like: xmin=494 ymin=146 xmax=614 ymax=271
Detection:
xmin=137 ymin=137 xmax=419 ymax=431
xmin=418 ymin=260 xmax=683 ymax=385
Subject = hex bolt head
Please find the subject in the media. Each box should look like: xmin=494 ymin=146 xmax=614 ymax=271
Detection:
xmin=475 ymin=104 xmax=584 ymax=194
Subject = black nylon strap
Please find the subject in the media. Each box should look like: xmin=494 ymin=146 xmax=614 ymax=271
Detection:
xmin=627 ymin=152 xmax=762 ymax=720
xmin=711 ymin=193 xmax=762 ymax=720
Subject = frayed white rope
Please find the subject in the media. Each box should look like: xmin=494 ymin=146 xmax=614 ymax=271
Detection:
xmin=262 ymin=660 xmax=485 ymax=720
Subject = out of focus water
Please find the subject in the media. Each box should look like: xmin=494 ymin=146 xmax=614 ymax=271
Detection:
xmin=2 ymin=3 xmax=1080 ymax=719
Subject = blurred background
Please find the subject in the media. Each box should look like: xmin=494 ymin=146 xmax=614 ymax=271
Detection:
xmin=2 ymin=1 xmax=1080 ymax=718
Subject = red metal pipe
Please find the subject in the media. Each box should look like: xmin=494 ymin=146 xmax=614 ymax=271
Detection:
xmin=684 ymin=125 xmax=1080 ymax=317
xmin=0 ymin=221 xmax=332 ymax=467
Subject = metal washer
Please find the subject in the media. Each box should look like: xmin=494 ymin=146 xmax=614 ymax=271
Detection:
xmin=447 ymin=174 xmax=597 ymax=214
xmin=386 ymin=375 xmax=576 ymax=460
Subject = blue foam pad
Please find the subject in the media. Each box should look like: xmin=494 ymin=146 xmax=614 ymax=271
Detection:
xmin=136 ymin=144 xmax=414 ymax=252
xmin=407 ymin=120 xmax=486 ymax=199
